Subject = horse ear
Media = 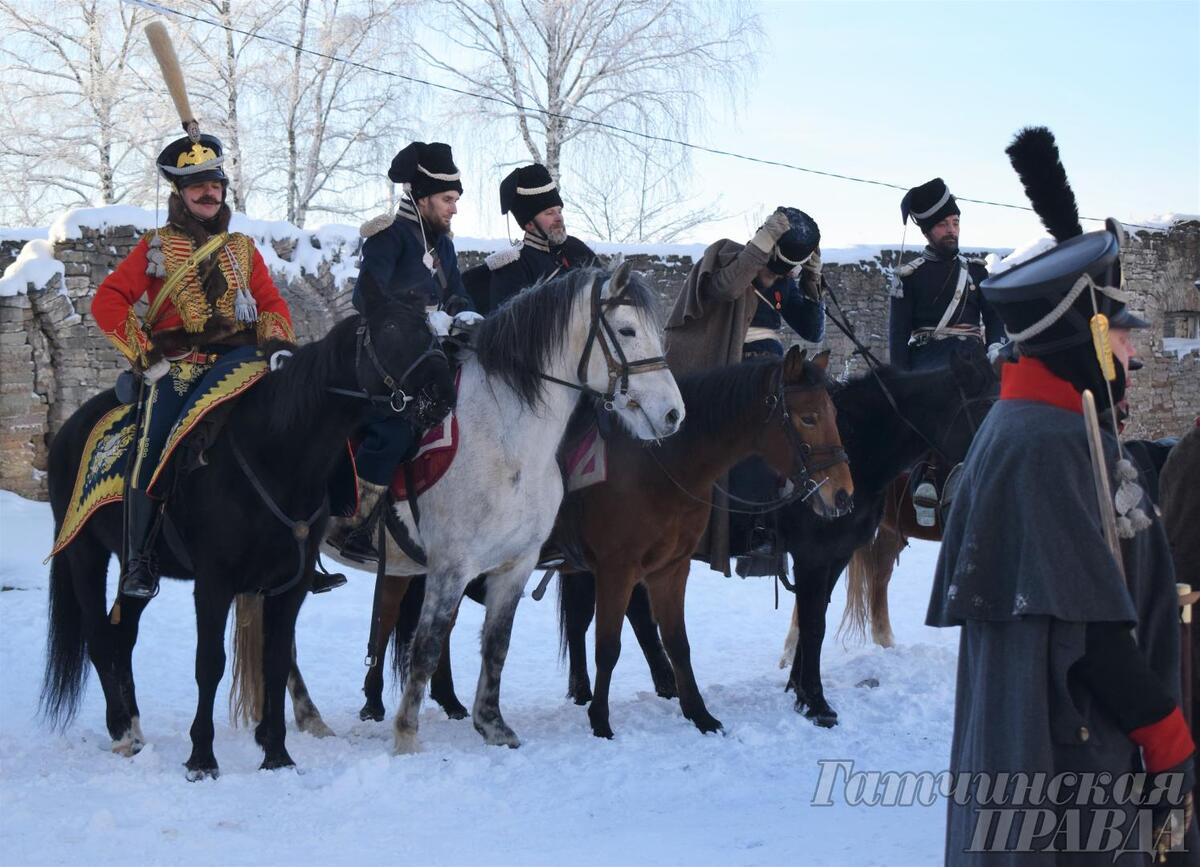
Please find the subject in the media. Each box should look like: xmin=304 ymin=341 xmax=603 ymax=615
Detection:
xmin=783 ymin=345 xmax=809 ymax=381
xmin=608 ymin=257 xmax=633 ymax=298
xmin=811 ymin=349 xmax=831 ymax=371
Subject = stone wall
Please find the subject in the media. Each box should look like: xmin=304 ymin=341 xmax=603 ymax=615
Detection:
xmin=2 ymin=217 xmax=1196 ymax=499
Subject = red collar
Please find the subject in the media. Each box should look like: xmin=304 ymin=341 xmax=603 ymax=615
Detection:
xmin=1000 ymin=356 xmax=1082 ymax=415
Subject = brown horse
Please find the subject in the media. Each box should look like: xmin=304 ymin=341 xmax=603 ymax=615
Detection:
xmin=557 ymin=347 xmax=853 ymax=738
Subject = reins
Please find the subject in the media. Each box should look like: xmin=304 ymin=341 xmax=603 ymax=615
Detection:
xmin=536 ymin=274 xmax=670 ymax=410
xmin=227 ymin=428 xmax=328 ymax=597
xmin=326 ymin=320 xmax=447 ymax=414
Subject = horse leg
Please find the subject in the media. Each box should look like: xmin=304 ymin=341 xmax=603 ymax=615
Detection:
xmin=110 ymin=594 xmax=151 ymax=755
xmin=626 ymin=583 xmax=676 ymax=699
xmin=288 ymin=643 xmax=334 ymax=738
xmin=646 ymin=562 xmax=722 ymax=735
xmin=255 ymin=589 xmax=306 ymax=770
xmin=779 ymin=598 xmax=799 ymax=669
xmin=788 ymin=563 xmax=839 ymax=727
xmin=471 ymin=566 xmax=531 ymax=748
xmin=393 ymin=568 xmax=471 ymax=754
xmin=869 ymin=527 xmax=905 ymax=648
xmin=185 ymin=583 xmax=235 ymax=780
xmin=587 ymin=566 xmax=636 ymax=739
xmin=561 ymin=572 xmax=596 ymax=705
xmin=429 ymin=598 xmax=469 ymax=720
xmin=361 ymin=574 xmax=411 ymax=722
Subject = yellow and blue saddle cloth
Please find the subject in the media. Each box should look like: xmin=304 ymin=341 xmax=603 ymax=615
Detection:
xmin=50 ymin=347 xmax=268 ymax=556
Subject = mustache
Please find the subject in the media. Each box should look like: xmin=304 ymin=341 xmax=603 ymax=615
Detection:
xmin=193 ymin=197 xmax=222 ymax=205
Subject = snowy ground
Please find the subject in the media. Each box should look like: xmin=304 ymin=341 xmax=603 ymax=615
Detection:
xmin=0 ymin=491 xmax=960 ymax=866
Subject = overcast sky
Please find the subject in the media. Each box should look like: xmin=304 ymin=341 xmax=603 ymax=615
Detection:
xmin=445 ymin=0 xmax=1200 ymax=250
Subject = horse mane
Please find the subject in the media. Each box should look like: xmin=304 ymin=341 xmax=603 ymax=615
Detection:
xmin=672 ymin=356 xmax=827 ymax=442
xmin=472 ymin=266 xmax=659 ymax=408
xmin=254 ymin=315 xmax=360 ymax=436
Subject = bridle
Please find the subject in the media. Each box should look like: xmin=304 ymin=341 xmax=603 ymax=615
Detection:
xmin=712 ymin=369 xmax=849 ymax=512
xmin=327 ymin=319 xmax=447 ymax=415
xmin=650 ymin=365 xmax=850 ymax=516
xmin=538 ymin=274 xmax=670 ymax=410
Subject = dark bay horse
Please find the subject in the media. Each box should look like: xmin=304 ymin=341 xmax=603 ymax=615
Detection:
xmin=41 ymin=275 xmax=453 ymax=779
xmin=560 ymin=347 xmax=852 ymax=738
xmin=558 ymin=347 xmax=996 ymax=728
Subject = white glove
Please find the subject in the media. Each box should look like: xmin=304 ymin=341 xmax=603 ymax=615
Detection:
xmin=451 ymin=311 xmax=484 ymax=336
xmin=427 ymin=310 xmax=453 ymax=337
xmin=750 ymin=210 xmax=791 ymax=254
xmin=986 ymin=341 xmax=1007 ymax=364
xmin=143 ymin=358 xmax=170 ymax=384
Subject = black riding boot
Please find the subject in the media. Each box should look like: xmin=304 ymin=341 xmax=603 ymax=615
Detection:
xmin=119 ymin=489 xmax=162 ymax=599
xmin=327 ymin=479 xmax=389 ymax=564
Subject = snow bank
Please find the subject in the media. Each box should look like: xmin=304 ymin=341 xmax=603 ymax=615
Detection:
xmin=48 ymin=205 xmax=164 ymax=243
xmin=1124 ymin=213 xmax=1200 ymax=234
xmin=1162 ymin=337 xmax=1200 ymax=358
xmin=989 ymin=236 xmax=1057 ymax=276
xmin=0 ymin=238 xmax=64 ymax=297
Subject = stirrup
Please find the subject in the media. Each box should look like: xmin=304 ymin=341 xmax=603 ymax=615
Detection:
xmin=913 ymin=481 xmax=938 ymax=528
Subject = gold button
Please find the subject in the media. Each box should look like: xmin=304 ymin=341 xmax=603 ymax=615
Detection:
xmin=1078 ymin=726 xmax=1090 ymax=743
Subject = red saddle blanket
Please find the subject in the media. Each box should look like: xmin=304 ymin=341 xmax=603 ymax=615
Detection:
xmin=390 ymin=412 xmax=459 ymax=502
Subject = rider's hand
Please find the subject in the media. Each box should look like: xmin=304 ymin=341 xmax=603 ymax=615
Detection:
xmin=750 ymin=209 xmax=791 ymax=254
xmin=142 ymin=358 xmax=170 ymax=384
xmin=800 ymin=246 xmax=823 ymax=301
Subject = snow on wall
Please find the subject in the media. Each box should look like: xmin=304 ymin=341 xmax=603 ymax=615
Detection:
xmin=0 ymin=239 xmax=65 ymax=297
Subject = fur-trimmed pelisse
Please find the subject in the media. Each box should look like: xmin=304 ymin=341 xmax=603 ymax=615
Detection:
xmin=359 ymin=211 xmax=396 ymax=239
xmin=485 ymin=243 xmax=522 ymax=271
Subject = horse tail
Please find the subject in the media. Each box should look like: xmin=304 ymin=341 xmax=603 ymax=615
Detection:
xmin=229 ymin=594 xmax=264 ymax=726
xmin=390 ymin=575 xmax=425 ymax=689
xmin=40 ymin=548 xmax=90 ymax=728
xmin=839 ymin=534 xmax=877 ymax=644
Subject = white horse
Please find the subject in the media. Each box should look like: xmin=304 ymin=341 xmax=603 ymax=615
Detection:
xmin=324 ymin=262 xmax=684 ymax=752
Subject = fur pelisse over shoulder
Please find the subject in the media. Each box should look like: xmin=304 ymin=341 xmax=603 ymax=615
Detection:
xmin=485 ymin=243 xmax=522 ymax=271
xmin=359 ymin=211 xmax=395 ymax=238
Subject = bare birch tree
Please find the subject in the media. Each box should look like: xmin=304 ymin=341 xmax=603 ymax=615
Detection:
xmin=416 ymin=0 xmax=759 ymax=241
xmin=0 ymin=0 xmax=155 ymax=223
xmin=259 ymin=0 xmax=419 ymax=227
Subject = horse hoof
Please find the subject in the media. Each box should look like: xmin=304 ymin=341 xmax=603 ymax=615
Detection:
xmin=184 ymin=764 xmax=219 ymax=782
xmin=260 ymin=755 xmax=297 ymax=771
xmin=359 ymin=702 xmax=385 ymax=722
xmin=474 ymin=720 xmax=521 ymax=749
xmin=591 ymin=724 xmax=614 ymax=740
xmin=808 ymin=711 xmax=839 ymax=728
xmin=693 ymin=716 xmax=724 ymax=735
xmin=655 ymin=685 xmax=678 ymax=701
xmin=438 ymin=701 xmax=470 ymax=721
xmin=111 ymin=736 xmax=144 ymax=757
xmin=393 ymin=729 xmax=420 ymax=755
xmin=298 ymin=716 xmax=336 ymax=738
xmin=567 ymin=682 xmax=593 ymax=705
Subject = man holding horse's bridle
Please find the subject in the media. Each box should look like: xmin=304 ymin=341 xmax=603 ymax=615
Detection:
xmin=662 ymin=206 xmax=826 ymax=576
xmin=92 ymin=133 xmax=295 ymax=599
xmin=329 ymin=141 xmax=474 ymax=563
xmin=484 ymin=163 xmax=597 ymax=311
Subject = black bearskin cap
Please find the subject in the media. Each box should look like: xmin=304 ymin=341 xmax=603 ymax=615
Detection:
xmin=500 ymin=164 xmax=563 ymax=227
xmin=388 ymin=142 xmax=463 ymax=198
xmin=901 ymin=178 xmax=960 ymax=232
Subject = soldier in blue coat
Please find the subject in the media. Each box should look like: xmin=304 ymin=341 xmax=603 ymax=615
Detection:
xmin=485 ymin=163 xmax=596 ymax=311
xmin=888 ymin=178 xmax=1005 ymax=371
xmin=331 ymin=141 xmax=472 ymax=562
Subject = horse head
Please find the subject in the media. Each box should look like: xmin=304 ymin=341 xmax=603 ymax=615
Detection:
xmin=582 ymin=260 xmax=685 ymax=441
xmin=762 ymin=346 xmax=854 ymax=519
xmin=356 ymin=271 xmax=456 ymax=430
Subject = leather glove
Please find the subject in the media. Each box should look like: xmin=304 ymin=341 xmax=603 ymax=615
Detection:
xmin=800 ymin=247 xmax=823 ymax=301
xmin=750 ymin=209 xmax=792 ymax=254
xmin=142 ymin=358 xmax=170 ymax=384
xmin=450 ymin=311 xmax=484 ymax=338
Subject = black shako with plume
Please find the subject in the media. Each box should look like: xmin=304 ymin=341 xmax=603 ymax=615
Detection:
xmin=1004 ymin=126 xmax=1081 ymax=243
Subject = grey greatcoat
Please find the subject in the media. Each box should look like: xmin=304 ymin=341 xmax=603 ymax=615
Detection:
xmin=927 ymin=397 xmax=1195 ymax=865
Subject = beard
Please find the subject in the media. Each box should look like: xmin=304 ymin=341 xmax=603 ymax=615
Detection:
xmin=544 ymin=225 xmax=567 ymax=245
xmin=932 ymin=235 xmax=959 ymax=257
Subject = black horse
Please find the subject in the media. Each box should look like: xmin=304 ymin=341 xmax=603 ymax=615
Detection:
xmin=556 ymin=345 xmax=996 ymax=724
xmin=773 ymin=345 xmax=995 ymax=727
xmin=41 ymin=274 xmax=453 ymax=779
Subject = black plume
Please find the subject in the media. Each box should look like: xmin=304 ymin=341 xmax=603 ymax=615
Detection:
xmin=1005 ymin=127 xmax=1082 ymax=242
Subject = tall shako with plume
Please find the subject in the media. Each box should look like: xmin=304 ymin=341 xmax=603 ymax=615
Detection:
xmin=982 ymin=126 xmax=1151 ymax=539
xmin=143 ymin=22 xmax=256 ymax=323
